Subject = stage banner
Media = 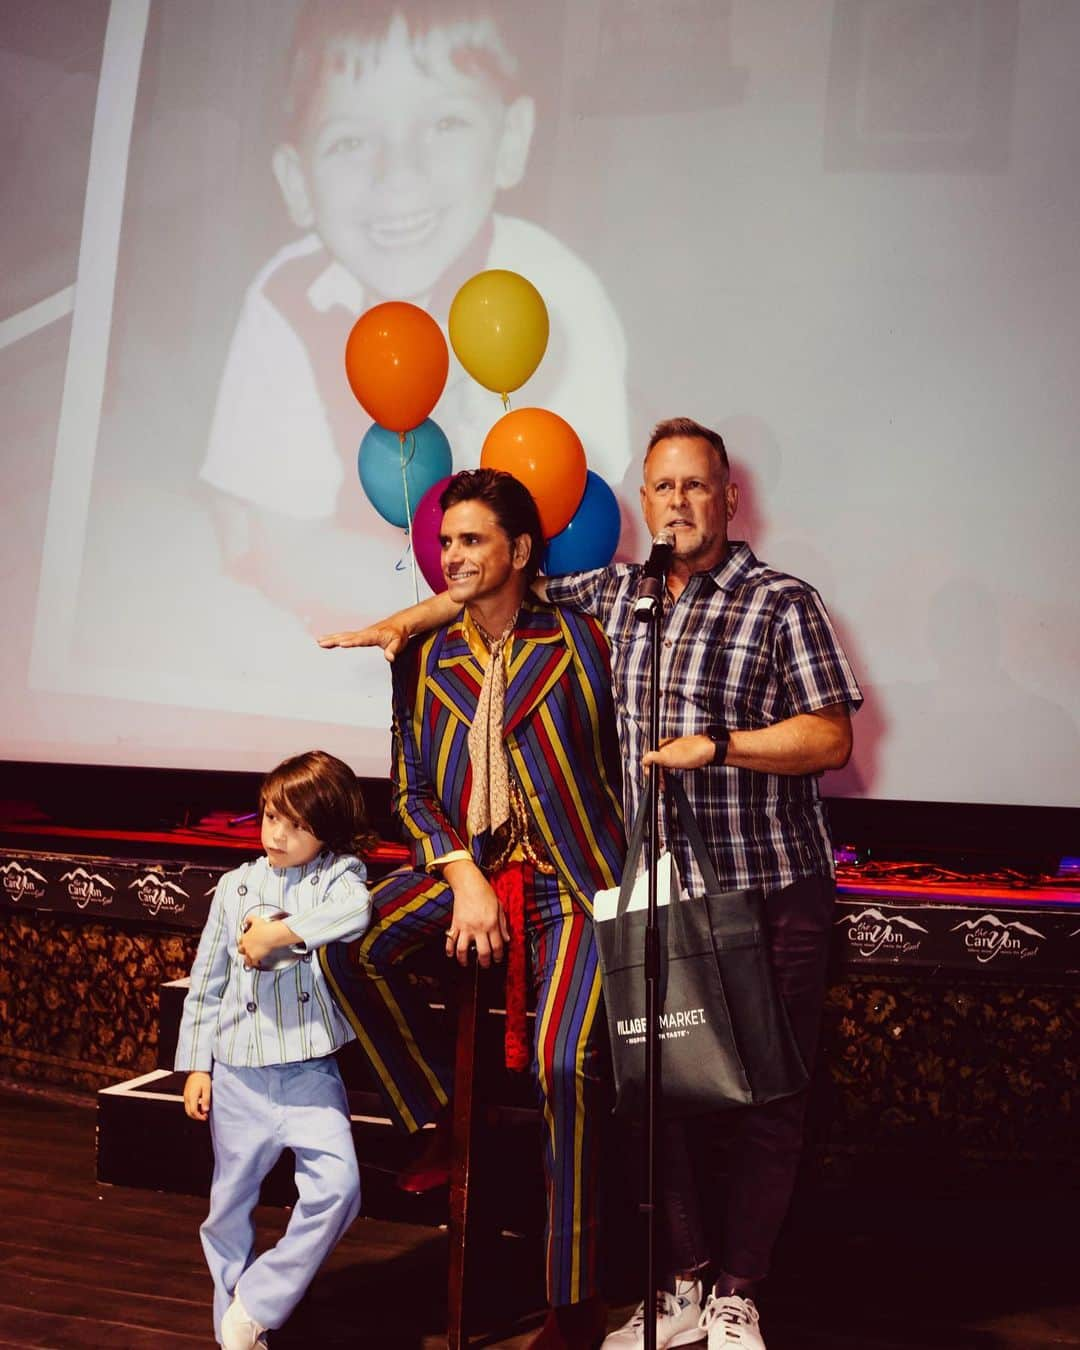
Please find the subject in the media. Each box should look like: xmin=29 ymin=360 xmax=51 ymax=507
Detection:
xmin=834 ymin=894 xmax=1080 ymax=978
xmin=5 ymin=848 xmax=1078 ymax=971
xmin=0 ymin=849 xmax=223 ymax=930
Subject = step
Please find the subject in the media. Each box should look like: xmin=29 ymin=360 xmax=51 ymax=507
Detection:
xmin=132 ymin=969 xmax=547 ymax=1234
xmin=97 ymin=1068 xmax=546 ymax=1234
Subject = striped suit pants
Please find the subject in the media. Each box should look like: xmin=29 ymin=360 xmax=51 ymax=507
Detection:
xmin=321 ymin=862 xmax=606 ymax=1307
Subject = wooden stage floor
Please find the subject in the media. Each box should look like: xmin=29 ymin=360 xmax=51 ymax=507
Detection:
xmin=2 ymin=1081 xmax=1078 ymax=1349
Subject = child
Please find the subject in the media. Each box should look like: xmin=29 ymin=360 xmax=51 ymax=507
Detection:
xmin=200 ymin=1 xmax=630 ymax=635
xmin=175 ymin=749 xmax=375 ymax=1350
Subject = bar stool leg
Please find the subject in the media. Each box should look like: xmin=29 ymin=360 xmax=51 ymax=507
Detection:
xmin=447 ymin=959 xmax=481 ymax=1349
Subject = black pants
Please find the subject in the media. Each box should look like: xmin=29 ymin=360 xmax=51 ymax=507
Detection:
xmin=658 ymin=875 xmax=835 ymax=1283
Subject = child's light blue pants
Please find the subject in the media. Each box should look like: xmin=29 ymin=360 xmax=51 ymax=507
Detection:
xmin=201 ymin=1057 xmax=360 ymax=1340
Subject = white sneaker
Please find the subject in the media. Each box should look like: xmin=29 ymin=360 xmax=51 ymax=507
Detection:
xmin=699 ymin=1293 xmax=765 ymax=1349
xmin=602 ymin=1279 xmax=706 ymax=1347
xmin=220 ymin=1291 xmax=268 ymax=1350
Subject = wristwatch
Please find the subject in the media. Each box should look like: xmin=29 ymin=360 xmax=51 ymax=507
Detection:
xmin=705 ymin=723 xmax=729 ymax=766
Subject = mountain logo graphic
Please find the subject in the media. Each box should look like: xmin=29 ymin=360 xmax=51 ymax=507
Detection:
xmin=0 ymin=861 xmax=48 ymax=901
xmin=836 ymin=907 xmax=928 ymax=957
xmin=129 ymin=874 xmax=189 ymax=917
xmin=59 ymin=867 xmax=116 ymax=909
xmin=950 ymin=913 xmax=1045 ymax=963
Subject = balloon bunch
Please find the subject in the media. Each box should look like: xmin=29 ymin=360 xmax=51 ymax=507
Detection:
xmin=345 ymin=270 xmax=621 ymax=595
xmin=345 ymin=302 xmax=450 ymax=597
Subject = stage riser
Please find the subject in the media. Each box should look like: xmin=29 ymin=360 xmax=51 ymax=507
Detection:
xmin=97 ymin=1071 xmax=546 ymax=1232
xmin=112 ymin=956 xmax=1080 ymax=1168
xmin=100 ymin=971 xmax=1079 ymax=1224
xmin=3 ymin=843 xmax=1074 ymax=1194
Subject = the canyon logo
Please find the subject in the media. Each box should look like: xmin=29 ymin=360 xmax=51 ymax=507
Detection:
xmin=949 ymin=913 xmax=1045 ymax=964
xmin=129 ymin=873 xmax=189 ymax=918
xmin=59 ymin=867 xmax=115 ymax=910
xmin=0 ymin=860 xmax=48 ymax=903
xmin=835 ymin=906 xmax=928 ymax=959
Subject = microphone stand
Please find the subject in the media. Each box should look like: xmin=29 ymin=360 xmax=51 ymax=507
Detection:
xmin=634 ymin=573 xmax=666 ymax=1350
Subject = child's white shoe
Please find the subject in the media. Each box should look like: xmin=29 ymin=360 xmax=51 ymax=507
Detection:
xmin=220 ymin=1291 xmax=268 ymax=1350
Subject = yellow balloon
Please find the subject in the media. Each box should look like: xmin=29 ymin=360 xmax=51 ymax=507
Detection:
xmin=448 ymin=269 xmax=550 ymax=396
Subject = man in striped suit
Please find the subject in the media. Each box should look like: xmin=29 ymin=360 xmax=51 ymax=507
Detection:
xmin=321 ymin=468 xmax=625 ymax=1349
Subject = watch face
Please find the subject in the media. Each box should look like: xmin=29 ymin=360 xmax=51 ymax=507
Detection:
xmin=706 ymin=724 xmax=729 ymax=763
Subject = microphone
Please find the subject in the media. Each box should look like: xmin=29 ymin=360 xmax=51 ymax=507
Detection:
xmin=633 ymin=529 xmax=675 ymax=621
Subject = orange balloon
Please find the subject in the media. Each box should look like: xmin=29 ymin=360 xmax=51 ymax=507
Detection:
xmin=344 ymin=302 xmax=449 ymax=433
xmin=480 ymin=408 xmax=587 ymax=537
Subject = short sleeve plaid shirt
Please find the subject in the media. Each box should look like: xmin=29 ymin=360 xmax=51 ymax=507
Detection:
xmin=545 ymin=542 xmax=863 ymax=894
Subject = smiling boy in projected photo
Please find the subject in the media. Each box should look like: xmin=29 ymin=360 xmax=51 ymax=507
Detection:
xmin=199 ymin=0 xmax=629 ymax=637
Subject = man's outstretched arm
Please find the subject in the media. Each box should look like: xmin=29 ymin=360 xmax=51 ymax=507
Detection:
xmin=318 ymin=592 xmax=457 ymax=660
xmin=318 ymin=579 xmax=551 ymax=659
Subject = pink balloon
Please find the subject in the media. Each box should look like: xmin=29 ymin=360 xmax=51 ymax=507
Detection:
xmin=411 ymin=476 xmax=452 ymax=594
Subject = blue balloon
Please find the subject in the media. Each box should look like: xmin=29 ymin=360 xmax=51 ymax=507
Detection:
xmin=543 ymin=471 xmax=621 ymax=574
xmin=358 ymin=418 xmax=452 ymax=528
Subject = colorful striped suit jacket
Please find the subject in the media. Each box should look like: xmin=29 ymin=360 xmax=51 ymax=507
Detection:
xmin=390 ymin=597 xmax=625 ymax=904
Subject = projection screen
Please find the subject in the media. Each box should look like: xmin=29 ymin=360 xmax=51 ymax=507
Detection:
xmin=2 ymin=0 xmax=1078 ymax=807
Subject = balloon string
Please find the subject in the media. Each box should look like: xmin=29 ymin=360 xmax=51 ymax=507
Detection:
xmin=502 ymin=392 xmax=511 ymax=411
xmin=399 ymin=431 xmax=420 ymax=603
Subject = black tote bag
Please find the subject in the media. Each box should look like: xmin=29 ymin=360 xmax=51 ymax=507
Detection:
xmin=595 ymin=775 xmax=808 ymax=1118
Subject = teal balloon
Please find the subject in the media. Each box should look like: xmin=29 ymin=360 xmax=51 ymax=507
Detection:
xmin=543 ymin=471 xmax=621 ymax=574
xmin=358 ymin=418 xmax=452 ymax=528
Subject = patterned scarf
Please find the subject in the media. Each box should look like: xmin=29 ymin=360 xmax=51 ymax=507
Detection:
xmin=466 ymin=610 xmax=518 ymax=840
xmin=465 ymin=608 xmax=535 ymax=1071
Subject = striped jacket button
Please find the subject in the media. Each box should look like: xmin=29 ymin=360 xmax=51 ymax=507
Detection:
xmin=245 ymin=1001 xmax=257 ymax=1013
xmin=298 ymin=992 xmax=310 ymax=1004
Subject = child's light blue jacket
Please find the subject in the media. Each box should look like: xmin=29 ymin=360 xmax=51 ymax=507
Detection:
xmin=175 ymin=852 xmax=371 ymax=1072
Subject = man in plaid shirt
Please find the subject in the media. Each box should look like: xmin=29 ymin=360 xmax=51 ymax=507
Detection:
xmin=545 ymin=417 xmax=862 ymax=1350
xmin=321 ymin=417 xmax=862 ymax=1350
